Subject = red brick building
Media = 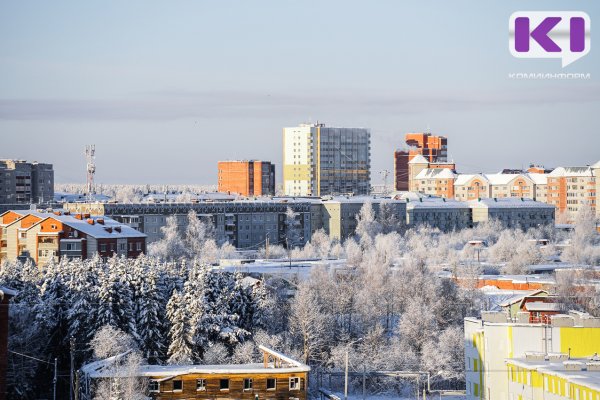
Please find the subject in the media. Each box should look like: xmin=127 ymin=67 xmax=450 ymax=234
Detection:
xmin=394 ymin=133 xmax=448 ymax=191
xmin=0 ymin=210 xmax=146 ymax=265
xmin=218 ymin=161 xmax=275 ymax=196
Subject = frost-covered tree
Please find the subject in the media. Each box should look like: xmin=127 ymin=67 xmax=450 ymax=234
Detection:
xmin=166 ymin=290 xmax=194 ymax=364
xmin=148 ymin=216 xmax=185 ymax=260
xmin=285 ymin=207 xmax=302 ymax=249
xmin=355 ymin=202 xmax=382 ymax=247
xmin=184 ymin=210 xmax=219 ymax=261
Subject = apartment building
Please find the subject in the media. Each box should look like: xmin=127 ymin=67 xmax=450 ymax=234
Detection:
xmin=412 ymin=166 xmax=457 ymax=198
xmin=283 ymin=123 xmax=371 ymax=196
xmin=0 ymin=160 xmax=54 ymax=204
xmin=464 ymin=311 xmax=600 ymax=400
xmin=405 ymin=197 xmax=472 ymax=232
xmin=81 ymin=346 xmax=309 ymax=400
xmin=548 ymin=164 xmax=598 ymax=222
xmin=468 ymin=198 xmax=556 ymax=229
xmin=63 ymin=200 xmax=312 ymax=249
xmin=394 ymin=132 xmax=449 ymax=191
xmin=506 ymin=354 xmax=600 ymax=400
xmin=315 ymin=196 xmax=407 ymax=241
xmin=217 ymin=160 xmax=275 ymax=196
xmin=0 ymin=209 xmax=146 ymax=265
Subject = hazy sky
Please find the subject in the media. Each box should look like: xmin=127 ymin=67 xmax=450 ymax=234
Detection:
xmin=1 ymin=0 xmax=599 ymax=185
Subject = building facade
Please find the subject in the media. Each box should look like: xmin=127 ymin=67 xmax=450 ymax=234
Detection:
xmin=316 ymin=197 xmax=407 ymax=241
xmin=394 ymin=132 xmax=448 ymax=191
xmin=64 ymin=200 xmax=312 ymax=249
xmin=548 ymin=165 xmax=598 ymax=222
xmin=405 ymin=197 xmax=472 ymax=232
xmin=0 ymin=209 xmax=146 ymax=265
xmin=81 ymin=346 xmax=310 ymax=400
xmin=464 ymin=311 xmax=600 ymax=400
xmin=283 ymin=123 xmax=371 ymax=196
xmin=0 ymin=160 xmax=54 ymax=204
xmin=218 ymin=160 xmax=275 ymax=197
xmin=468 ymin=198 xmax=556 ymax=229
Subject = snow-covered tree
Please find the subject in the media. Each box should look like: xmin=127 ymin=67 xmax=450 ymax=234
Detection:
xmin=148 ymin=216 xmax=185 ymax=260
xmin=355 ymin=202 xmax=382 ymax=247
xmin=166 ymin=290 xmax=194 ymax=364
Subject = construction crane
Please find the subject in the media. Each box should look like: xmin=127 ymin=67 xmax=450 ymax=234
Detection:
xmin=379 ymin=170 xmax=391 ymax=195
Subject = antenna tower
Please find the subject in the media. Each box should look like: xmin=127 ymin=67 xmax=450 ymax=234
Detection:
xmin=85 ymin=145 xmax=96 ymax=201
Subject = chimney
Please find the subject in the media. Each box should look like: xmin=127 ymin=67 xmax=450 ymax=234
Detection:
xmin=104 ymin=227 xmax=113 ymax=233
xmin=114 ymin=226 xmax=122 ymax=233
xmin=87 ymin=218 xmax=95 ymax=225
xmin=97 ymin=218 xmax=104 ymax=225
xmin=74 ymin=214 xmax=83 ymax=220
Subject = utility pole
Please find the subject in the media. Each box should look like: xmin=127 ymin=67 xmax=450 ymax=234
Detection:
xmin=265 ymin=236 xmax=269 ymax=259
xmin=344 ymin=351 xmax=349 ymax=400
xmin=70 ymin=337 xmax=75 ymax=400
xmin=53 ymin=357 xmax=58 ymax=400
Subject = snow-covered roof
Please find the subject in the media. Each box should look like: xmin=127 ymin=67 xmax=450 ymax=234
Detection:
xmin=406 ymin=198 xmax=469 ymax=209
xmin=592 ymin=160 xmax=600 ymax=168
xmin=82 ymin=346 xmax=309 ymax=379
xmin=507 ymin=357 xmax=600 ymax=391
xmin=524 ymin=301 xmax=562 ymax=312
xmin=485 ymin=173 xmax=533 ymax=185
xmin=548 ymin=166 xmax=593 ymax=177
xmin=12 ymin=210 xmax=146 ymax=238
xmin=527 ymin=173 xmax=548 ymax=185
xmin=408 ymin=154 xmax=429 ymax=164
xmin=499 ymin=290 xmax=547 ymax=307
xmin=454 ymin=174 xmax=488 ymax=186
xmin=467 ymin=198 xmax=555 ymax=209
xmin=414 ymin=168 xmax=456 ymax=180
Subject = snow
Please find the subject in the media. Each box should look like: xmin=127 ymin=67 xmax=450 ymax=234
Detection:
xmin=408 ymin=154 xmax=429 ymax=164
xmin=548 ymin=166 xmax=594 ymax=177
xmin=508 ymin=357 xmax=600 ymax=391
xmin=467 ymin=198 xmax=555 ymax=209
xmin=414 ymin=168 xmax=457 ymax=180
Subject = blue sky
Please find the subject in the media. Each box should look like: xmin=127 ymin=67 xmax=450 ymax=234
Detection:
xmin=1 ymin=0 xmax=599 ymax=184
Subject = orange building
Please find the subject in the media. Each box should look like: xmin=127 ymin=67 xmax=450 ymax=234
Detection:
xmin=394 ymin=133 xmax=448 ymax=191
xmin=218 ymin=161 xmax=275 ymax=197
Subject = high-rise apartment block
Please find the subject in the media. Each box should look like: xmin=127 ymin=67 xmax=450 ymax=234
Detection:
xmin=0 ymin=160 xmax=54 ymax=204
xmin=218 ymin=160 xmax=275 ymax=196
xmin=283 ymin=123 xmax=371 ymax=196
xmin=394 ymin=133 xmax=451 ymax=191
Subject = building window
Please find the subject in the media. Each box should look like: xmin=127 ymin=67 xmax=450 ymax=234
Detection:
xmin=220 ymin=379 xmax=229 ymax=391
xmin=244 ymin=378 xmax=253 ymax=391
xmin=290 ymin=377 xmax=300 ymax=390
xmin=149 ymin=380 xmax=159 ymax=393
xmin=173 ymin=380 xmax=183 ymax=391
xmin=128 ymin=242 xmax=133 ymax=251
xmin=266 ymin=378 xmax=276 ymax=390
xmin=100 ymin=243 xmax=107 ymax=252
xmin=196 ymin=379 xmax=206 ymax=391
xmin=136 ymin=242 xmax=142 ymax=251
xmin=119 ymin=243 xmax=126 ymax=251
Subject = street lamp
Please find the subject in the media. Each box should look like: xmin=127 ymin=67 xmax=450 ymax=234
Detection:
xmin=344 ymin=338 xmax=363 ymax=400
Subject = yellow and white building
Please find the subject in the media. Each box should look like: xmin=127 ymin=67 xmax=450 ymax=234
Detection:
xmin=283 ymin=123 xmax=370 ymax=197
xmin=506 ymin=354 xmax=600 ymax=400
xmin=465 ymin=311 xmax=600 ymax=399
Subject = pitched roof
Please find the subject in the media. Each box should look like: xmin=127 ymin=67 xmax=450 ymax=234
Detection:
xmin=408 ymin=154 xmax=429 ymax=164
xmin=548 ymin=166 xmax=593 ymax=177
xmin=414 ymin=168 xmax=456 ymax=180
xmin=454 ymin=174 xmax=488 ymax=186
xmin=12 ymin=210 xmax=146 ymax=239
xmin=485 ymin=173 xmax=534 ymax=185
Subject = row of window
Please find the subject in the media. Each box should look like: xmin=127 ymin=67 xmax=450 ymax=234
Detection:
xmin=149 ymin=377 xmax=302 ymax=393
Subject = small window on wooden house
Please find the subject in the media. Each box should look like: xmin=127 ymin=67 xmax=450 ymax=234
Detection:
xmin=173 ymin=379 xmax=183 ymax=391
xmin=220 ymin=379 xmax=229 ymax=391
xmin=266 ymin=378 xmax=276 ymax=390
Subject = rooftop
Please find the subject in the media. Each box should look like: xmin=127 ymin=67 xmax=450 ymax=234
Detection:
xmin=414 ymin=168 xmax=456 ymax=180
xmin=467 ymin=197 xmax=555 ymax=209
xmin=507 ymin=356 xmax=600 ymax=391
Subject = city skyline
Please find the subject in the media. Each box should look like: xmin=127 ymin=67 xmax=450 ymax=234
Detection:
xmin=2 ymin=0 xmax=599 ymax=185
